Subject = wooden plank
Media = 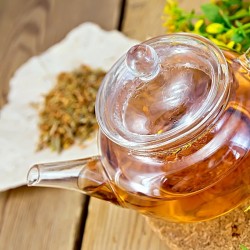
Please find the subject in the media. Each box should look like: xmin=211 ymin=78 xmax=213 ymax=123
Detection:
xmin=81 ymin=1 xmax=167 ymax=249
xmin=0 ymin=187 xmax=85 ymax=250
xmin=0 ymin=0 xmax=122 ymax=108
xmin=122 ymin=0 xmax=208 ymax=41
xmin=81 ymin=1 xmax=211 ymax=249
xmin=81 ymin=1 xmax=170 ymax=249
xmin=0 ymin=0 xmax=122 ymax=249
xmin=122 ymin=0 xmax=166 ymax=41
xmin=82 ymin=199 xmax=168 ymax=250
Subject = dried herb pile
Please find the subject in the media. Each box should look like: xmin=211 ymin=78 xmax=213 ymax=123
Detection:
xmin=37 ymin=65 xmax=106 ymax=152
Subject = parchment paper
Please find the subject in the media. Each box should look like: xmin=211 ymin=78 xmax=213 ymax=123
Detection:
xmin=0 ymin=22 xmax=137 ymax=191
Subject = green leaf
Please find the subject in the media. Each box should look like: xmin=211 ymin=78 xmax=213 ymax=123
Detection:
xmin=239 ymin=244 xmax=249 ymax=250
xmin=229 ymin=8 xmax=249 ymax=20
xmin=201 ymin=3 xmax=224 ymax=23
xmin=219 ymin=9 xmax=232 ymax=28
xmin=162 ymin=0 xmax=249 ymax=53
xmin=221 ymin=0 xmax=243 ymax=12
xmin=232 ymin=31 xmax=245 ymax=43
xmin=236 ymin=20 xmax=243 ymax=27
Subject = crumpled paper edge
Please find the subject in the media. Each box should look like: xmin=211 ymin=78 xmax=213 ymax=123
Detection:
xmin=0 ymin=22 xmax=138 ymax=191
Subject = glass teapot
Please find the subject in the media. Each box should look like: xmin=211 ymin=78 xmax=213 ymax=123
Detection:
xmin=27 ymin=33 xmax=250 ymax=223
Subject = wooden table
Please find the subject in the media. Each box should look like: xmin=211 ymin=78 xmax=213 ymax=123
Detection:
xmin=0 ymin=1 xmax=204 ymax=249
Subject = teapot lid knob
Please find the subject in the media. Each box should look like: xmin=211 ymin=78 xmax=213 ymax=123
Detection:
xmin=125 ymin=44 xmax=160 ymax=81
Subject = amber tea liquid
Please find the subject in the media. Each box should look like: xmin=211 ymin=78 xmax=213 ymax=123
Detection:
xmin=84 ymin=52 xmax=250 ymax=222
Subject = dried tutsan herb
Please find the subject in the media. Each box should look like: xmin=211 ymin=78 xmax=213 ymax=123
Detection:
xmin=37 ymin=65 xmax=106 ymax=152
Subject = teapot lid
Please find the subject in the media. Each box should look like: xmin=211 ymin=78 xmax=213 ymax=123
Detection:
xmin=96 ymin=33 xmax=229 ymax=150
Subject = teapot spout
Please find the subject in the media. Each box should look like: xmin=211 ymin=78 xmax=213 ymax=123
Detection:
xmin=27 ymin=156 xmax=121 ymax=205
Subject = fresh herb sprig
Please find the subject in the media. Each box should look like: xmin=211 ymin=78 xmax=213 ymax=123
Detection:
xmin=163 ymin=0 xmax=250 ymax=53
xmin=240 ymin=244 xmax=249 ymax=250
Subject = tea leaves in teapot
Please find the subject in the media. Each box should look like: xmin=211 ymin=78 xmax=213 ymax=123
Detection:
xmin=37 ymin=65 xmax=106 ymax=152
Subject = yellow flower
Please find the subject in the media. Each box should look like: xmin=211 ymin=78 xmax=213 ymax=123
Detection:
xmin=225 ymin=29 xmax=234 ymax=39
xmin=209 ymin=36 xmax=227 ymax=47
xmin=226 ymin=41 xmax=235 ymax=49
xmin=235 ymin=43 xmax=242 ymax=52
xmin=216 ymin=34 xmax=228 ymax=43
xmin=206 ymin=23 xmax=224 ymax=34
xmin=194 ymin=19 xmax=204 ymax=32
xmin=163 ymin=0 xmax=177 ymax=15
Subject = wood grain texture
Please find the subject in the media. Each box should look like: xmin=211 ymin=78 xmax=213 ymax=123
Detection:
xmin=0 ymin=187 xmax=85 ymax=250
xmin=122 ymin=0 xmax=166 ymax=41
xmin=81 ymin=199 xmax=168 ymax=250
xmin=0 ymin=0 xmax=122 ymax=108
xmin=0 ymin=1 xmax=122 ymax=250
xmin=0 ymin=1 xmax=214 ymax=250
xmin=81 ymin=1 xmax=210 ymax=250
xmin=122 ymin=0 xmax=208 ymax=41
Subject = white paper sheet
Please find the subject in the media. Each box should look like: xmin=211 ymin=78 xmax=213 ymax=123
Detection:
xmin=0 ymin=22 xmax=137 ymax=191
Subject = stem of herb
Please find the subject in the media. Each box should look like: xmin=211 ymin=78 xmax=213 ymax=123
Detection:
xmin=229 ymin=13 xmax=250 ymax=21
xmin=242 ymin=23 xmax=250 ymax=29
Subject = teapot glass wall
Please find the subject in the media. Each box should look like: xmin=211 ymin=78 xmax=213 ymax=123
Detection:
xmin=27 ymin=34 xmax=250 ymax=222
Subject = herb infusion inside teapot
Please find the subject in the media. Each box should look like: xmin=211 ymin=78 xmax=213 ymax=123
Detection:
xmin=27 ymin=33 xmax=250 ymax=223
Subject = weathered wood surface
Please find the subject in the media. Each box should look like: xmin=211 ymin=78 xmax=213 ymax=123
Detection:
xmin=81 ymin=1 xmax=170 ymax=248
xmin=0 ymin=187 xmax=84 ymax=250
xmin=0 ymin=0 xmax=121 ymax=249
xmin=82 ymin=199 xmax=168 ymax=250
xmin=82 ymin=1 xmax=207 ymax=249
xmin=122 ymin=0 xmax=166 ymax=41
xmin=122 ymin=0 xmax=208 ymax=41
xmin=0 ymin=0 xmax=122 ymax=108
xmin=0 ymin=0 xmax=209 ymax=249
